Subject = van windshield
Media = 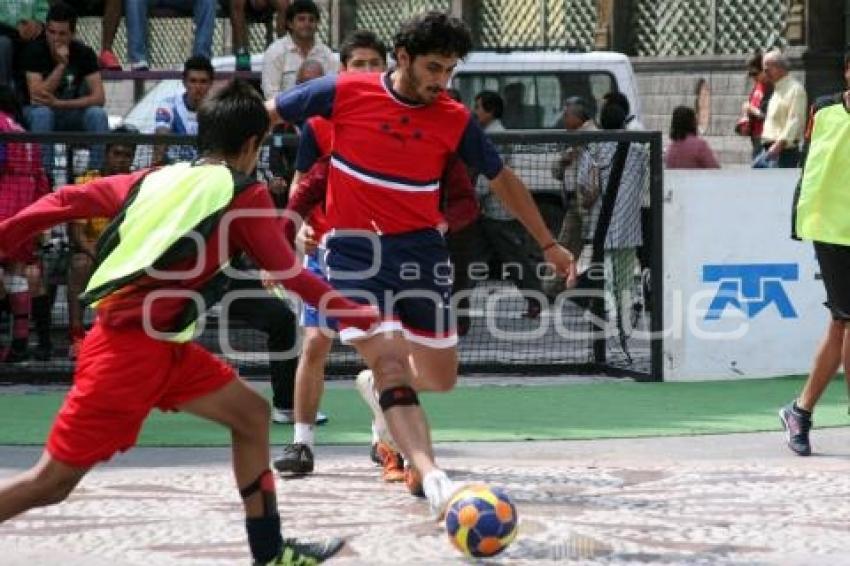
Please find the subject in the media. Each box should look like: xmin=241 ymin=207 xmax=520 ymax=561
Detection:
xmin=454 ymin=71 xmax=616 ymax=129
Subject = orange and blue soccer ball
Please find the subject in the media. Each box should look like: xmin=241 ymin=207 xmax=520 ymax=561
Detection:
xmin=445 ymin=485 xmax=518 ymax=557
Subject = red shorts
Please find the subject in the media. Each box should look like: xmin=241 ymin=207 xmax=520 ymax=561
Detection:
xmin=47 ymin=321 xmax=236 ymax=467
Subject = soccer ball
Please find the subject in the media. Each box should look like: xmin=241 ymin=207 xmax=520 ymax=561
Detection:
xmin=445 ymin=485 xmax=518 ymax=557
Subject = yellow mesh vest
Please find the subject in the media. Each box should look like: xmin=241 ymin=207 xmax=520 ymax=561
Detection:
xmin=796 ymin=104 xmax=850 ymax=245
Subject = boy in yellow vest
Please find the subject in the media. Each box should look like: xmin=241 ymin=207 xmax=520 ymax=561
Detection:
xmin=780 ymin=53 xmax=850 ymax=456
xmin=0 ymin=79 xmax=378 ymax=565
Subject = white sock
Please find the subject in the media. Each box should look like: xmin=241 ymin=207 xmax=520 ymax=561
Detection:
xmin=293 ymin=422 xmax=314 ymax=447
xmin=371 ymin=422 xmax=380 ymax=444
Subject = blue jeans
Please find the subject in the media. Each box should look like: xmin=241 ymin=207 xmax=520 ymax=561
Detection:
xmin=24 ymin=105 xmax=110 ymax=177
xmin=124 ymin=0 xmax=215 ymax=65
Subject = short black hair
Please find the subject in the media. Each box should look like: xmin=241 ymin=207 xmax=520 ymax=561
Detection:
xmin=475 ymin=90 xmax=503 ymax=119
xmin=669 ymin=105 xmax=698 ymax=141
xmin=599 ymin=102 xmax=627 ymax=130
xmin=197 ymin=79 xmax=270 ymax=157
xmin=47 ymin=2 xmax=78 ymax=32
xmin=340 ymin=29 xmax=386 ymax=66
xmin=285 ymin=0 xmax=320 ymax=24
xmin=183 ymin=55 xmax=214 ymax=80
xmin=603 ymin=91 xmax=630 ymax=116
xmin=107 ymin=124 xmax=139 ymax=151
xmin=392 ymin=11 xmax=472 ymax=61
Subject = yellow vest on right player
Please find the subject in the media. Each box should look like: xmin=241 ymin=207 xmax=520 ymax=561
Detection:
xmin=796 ymin=104 xmax=850 ymax=245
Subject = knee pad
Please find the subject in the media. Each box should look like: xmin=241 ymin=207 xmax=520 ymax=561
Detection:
xmin=239 ymin=469 xmax=277 ymax=517
xmin=379 ymin=385 xmax=420 ymax=411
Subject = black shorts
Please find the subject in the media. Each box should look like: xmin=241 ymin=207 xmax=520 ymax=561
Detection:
xmin=814 ymin=241 xmax=850 ymax=321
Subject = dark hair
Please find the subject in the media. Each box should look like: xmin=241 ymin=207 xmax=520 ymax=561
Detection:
xmin=747 ymin=51 xmax=763 ymax=76
xmin=669 ymin=105 xmax=698 ymax=141
xmin=603 ymin=91 xmax=630 ymax=116
xmin=197 ymin=79 xmax=270 ymax=157
xmin=107 ymin=124 xmax=138 ymax=151
xmin=340 ymin=29 xmax=387 ymax=66
xmin=392 ymin=11 xmax=472 ymax=61
xmin=183 ymin=55 xmax=214 ymax=80
xmin=563 ymin=96 xmax=592 ymax=122
xmin=0 ymin=84 xmax=23 ymax=124
xmin=47 ymin=2 xmax=78 ymax=32
xmin=475 ymin=90 xmax=503 ymax=119
xmin=599 ymin=102 xmax=627 ymax=130
xmin=285 ymin=0 xmax=320 ymax=24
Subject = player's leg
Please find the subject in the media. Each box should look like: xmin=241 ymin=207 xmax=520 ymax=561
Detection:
xmin=173 ymin=350 xmax=343 ymax=564
xmin=273 ymin=327 xmax=334 ymax=475
xmin=781 ymin=241 xmax=850 ymax=456
xmin=352 ymin=332 xmax=457 ymax=516
xmin=0 ymin=451 xmax=89 ymax=522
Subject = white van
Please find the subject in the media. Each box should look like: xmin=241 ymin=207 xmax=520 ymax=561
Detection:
xmin=452 ymin=50 xmax=641 ymax=129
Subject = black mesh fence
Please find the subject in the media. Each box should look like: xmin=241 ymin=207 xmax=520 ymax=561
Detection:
xmin=0 ymin=129 xmax=661 ymax=382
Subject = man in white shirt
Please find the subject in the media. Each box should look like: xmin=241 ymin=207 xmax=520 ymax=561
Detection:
xmin=261 ymin=0 xmax=336 ymax=98
xmin=760 ymin=49 xmax=807 ymax=168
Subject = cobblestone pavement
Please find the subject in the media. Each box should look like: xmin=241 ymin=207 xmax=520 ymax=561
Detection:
xmin=2 ymin=429 xmax=850 ymax=565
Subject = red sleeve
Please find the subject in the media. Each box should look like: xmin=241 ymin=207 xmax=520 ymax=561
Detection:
xmin=0 ymin=171 xmax=145 ymax=259
xmin=284 ymin=157 xmax=329 ymax=243
xmin=228 ymin=186 xmax=377 ymax=331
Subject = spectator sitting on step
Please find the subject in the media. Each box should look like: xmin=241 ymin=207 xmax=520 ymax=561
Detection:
xmin=261 ymin=0 xmax=336 ymax=98
xmin=152 ymin=54 xmax=213 ymax=165
xmin=20 ymin=2 xmax=109 ymax=178
xmin=124 ymin=0 xmax=215 ymax=70
xmin=229 ymin=0 xmax=290 ymax=71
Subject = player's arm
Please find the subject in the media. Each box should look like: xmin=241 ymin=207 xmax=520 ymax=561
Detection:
xmin=228 ymin=187 xmax=378 ymax=331
xmin=457 ymin=118 xmax=577 ymax=285
xmin=293 ymin=120 xmax=321 ymax=174
xmin=264 ymin=74 xmax=336 ymax=126
xmin=0 ymin=173 xmax=140 ymax=259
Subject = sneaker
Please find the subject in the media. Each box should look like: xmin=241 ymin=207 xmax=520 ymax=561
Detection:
xmin=272 ymin=408 xmax=294 ymax=424
xmin=375 ymin=441 xmax=404 ymax=482
xmin=779 ymin=402 xmax=812 ymax=456
xmin=235 ymin=48 xmax=251 ymax=72
xmin=369 ymin=442 xmax=381 ymax=465
xmin=130 ymin=60 xmax=149 ymax=72
xmin=422 ymin=469 xmax=457 ymax=519
xmin=315 ymin=411 xmax=328 ymax=426
xmin=98 ymin=49 xmax=121 ymax=70
xmin=273 ymin=443 xmax=314 ymax=475
xmin=255 ymin=536 xmax=345 ymax=565
xmin=404 ymin=464 xmax=424 ymax=497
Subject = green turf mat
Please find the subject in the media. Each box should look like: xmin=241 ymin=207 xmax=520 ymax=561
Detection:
xmin=0 ymin=376 xmax=848 ymax=446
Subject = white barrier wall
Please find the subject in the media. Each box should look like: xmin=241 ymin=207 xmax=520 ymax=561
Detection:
xmin=663 ymin=169 xmax=824 ymax=381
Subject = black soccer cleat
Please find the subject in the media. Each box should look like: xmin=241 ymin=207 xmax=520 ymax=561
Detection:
xmin=779 ymin=402 xmax=812 ymax=456
xmin=273 ymin=443 xmax=315 ymax=475
xmin=256 ymin=537 xmax=345 ymax=565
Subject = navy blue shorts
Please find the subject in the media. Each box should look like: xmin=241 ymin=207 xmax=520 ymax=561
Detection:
xmin=325 ymin=228 xmax=456 ymax=348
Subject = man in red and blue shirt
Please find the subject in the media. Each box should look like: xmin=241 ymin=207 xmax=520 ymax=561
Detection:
xmin=267 ymin=11 xmax=576 ymax=517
